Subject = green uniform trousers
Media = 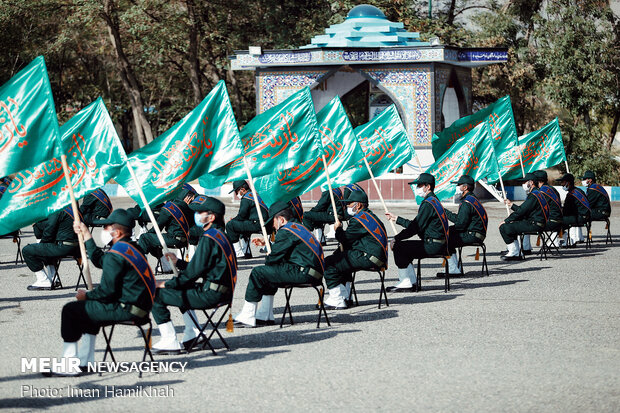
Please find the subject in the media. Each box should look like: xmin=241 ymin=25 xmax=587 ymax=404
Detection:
xmin=545 ymin=220 xmax=563 ymax=232
xmin=151 ymin=286 xmax=229 ymax=324
xmin=23 ymin=243 xmax=79 ymax=272
xmin=591 ymin=210 xmax=610 ymax=221
xmin=447 ymin=227 xmax=484 ymax=254
xmin=225 ymin=218 xmax=262 ymax=243
xmin=138 ymin=233 xmax=186 ymax=258
xmin=245 ymin=263 xmax=319 ymax=302
xmin=302 ymin=211 xmax=335 ymax=231
xmin=324 ymin=249 xmax=377 ymax=289
xmin=499 ymin=221 xmax=542 ymax=244
xmin=61 ymin=300 xmax=138 ymax=342
xmin=393 ymin=240 xmax=446 ymax=269
xmin=561 ymin=215 xmax=588 ymax=229
xmin=33 ymin=221 xmax=47 ymax=239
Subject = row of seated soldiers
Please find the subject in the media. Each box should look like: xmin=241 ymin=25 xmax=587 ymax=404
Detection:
xmin=10 ymin=170 xmax=611 ymax=374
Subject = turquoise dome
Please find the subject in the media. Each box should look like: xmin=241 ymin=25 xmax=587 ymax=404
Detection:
xmin=347 ymin=5 xmax=386 ymax=19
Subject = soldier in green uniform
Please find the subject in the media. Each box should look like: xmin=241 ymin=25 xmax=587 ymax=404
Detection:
xmin=151 ymin=196 xmax=236 ymax=354
xmin=22 ymin=207 xmax=80 ymax=290
xmin=137 ymin=186 xmax=195 ymax=272
xmin=557 ymin=173 xmax=591 ymax=245
xmin=45 ymin=209 xmax=155 ymax=376
xmin=234 ymin=201 xmax=324 ymax=327
xmin=442 ymin=175 xmax=487 ymax=276
xmin=581 ymin=170 xmax=611 ymax=221
xmin=500 ymin=172 xmax=549 ymax=260
xmin=79 ymin=188 xmax=113 ymax=227
xmin=323 ymin=190 xmax=387 ymax=309
xmin=302 ymin=187 xmax=345 ymax=244
xmin=385 ymin=173 xmax=449 ymax=291
xmin=530 ymin=170 xmax=564 ymax=248
xmin=225 ymin=180 xmax=270 ymax=258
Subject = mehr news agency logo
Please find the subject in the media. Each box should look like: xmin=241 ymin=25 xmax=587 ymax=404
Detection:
xmin=21 ymin=357 xmax=188 ymax=375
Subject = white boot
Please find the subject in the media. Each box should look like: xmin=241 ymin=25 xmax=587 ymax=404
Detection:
xmin=47 ymin=342 xmax=80 ymax=376
xmin=233 ymin=300 xmax=257 ymax=327
xmin=344 ymin=282 xmax=352 ymax=300
xmin=255 ymin=295 xmax=275 ymax=323
xmin=160 ymin=256 xmax=173 ymax=274
xmin=181 ymin=311 xmax=200 ymax=343
xmin=28 ymin=269 xmax=52 ymax=290
xmin=324 ymin=285 xmax=347 ymax=308
xmin=504 ymin=240 xmax=521 ymax=258
xmin=521 ymin=235 xmax=532 ymax=252
xmin=446 ymin=254 xmax=462 ymax=275
xmin=391 ymin=264 xmax=415 ymax=289
xmin=187 ymin=244 xmax=196 ymax=261
xmin=571 ymin=226 xmax=584 ymax=243
xmin=313 ymin=228 xmax=324 ymax=244
xmin=233 ymin=242 xmax=245 ymax=258
xmin=77 ymin=334 xmax=96 ymax=367
xmin=326 ymin=224 xmax=336 ymax=239
xmin=152 ymin=321 xmax=182 ymax=354
xmin=239 ymin=237 xmax=250 ymax=256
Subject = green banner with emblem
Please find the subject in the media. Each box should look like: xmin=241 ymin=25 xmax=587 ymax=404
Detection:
xmin=115 ymin=81 xmax=243 ymax=204
xmin=0 ymin=98 xmax=126 ymax=235
xmin=0 ymin=56 xmax=61 ymax=177
xmin=253 ymin=96 xmax=365 ymax=206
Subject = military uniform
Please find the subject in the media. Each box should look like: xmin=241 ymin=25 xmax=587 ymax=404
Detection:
xmin=582 ymin=171 xmax=611 ymax=221
xmin=127 ymin=203 xmax=164 ymax=227
xmin=23 ymin=207 xmax=80 ymax=290
xmin=302 ymin=188 xmax=345 ymax=230
xmin=562 ymin=188 xmax=591 ymax=228
xmin=80 ymin=188 xmax=113 ymax=226
xmin=138 ymin=199 xmax=193 ymax=259
xmin=225 ymin=190 xmax=269 ymax=243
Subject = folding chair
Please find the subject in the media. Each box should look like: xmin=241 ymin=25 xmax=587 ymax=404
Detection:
xmin=51 ymin=255 xmax=86 ymax=290
xmin=540 ymin=230 xmax=561 ymax=257
xmin=349 ymin=267 xmax=389 ymax=309
xmin=100 ymin=318 xmax=154 ymax=378
xmin=0 ymin=232 xmax=24 ymax=265
xmin=280 ymin=282 xmax=330 ymax=328
xmin=184 ymin=302 xmax=232 ymax=355
xmin=519 ymin=231 xmax=549 ymax=260
xmin=590 ymin=217 xmax=612 ymax=245
xmin=565 ymin=222 xmax=592 ymax=250
xmin=457 ymin=241 xmax=489 ymax=277
xmin=416 ymin=253 xmax=449 ymax=292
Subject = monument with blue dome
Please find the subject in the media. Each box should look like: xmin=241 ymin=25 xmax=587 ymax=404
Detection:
xmin=230 ymin=4 xmax=507 ymax=191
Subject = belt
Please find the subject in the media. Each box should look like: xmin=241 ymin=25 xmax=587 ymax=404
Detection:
xmin=362 ymin=252 xmax=385 ymax=268
xmin=121 ymin=303 xmax=148 ymax=318
xmin=58 ymin=241 xmax=78 ymax=246
xmin=467 ymin=231 xmax=485 ymax=240
xmin=549 ymin=219 xmax=562 ymax=223
xmin=205 ymin=281 xmax=229 ymax=294
xmin=425 ymin=238 xmax=446 ymax=244
xmin=175 ymin=236 xmax=187 ymax=243
xmin=300 ymin=266 xmax=323 ymax=280
xmin=534 ymin=221 xmax=545 ymax=228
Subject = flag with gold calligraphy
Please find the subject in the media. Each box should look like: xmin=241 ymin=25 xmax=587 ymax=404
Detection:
xmin=499 ymin=117 xmax=566 ymax=177
xmin=252 ymin=96 xmax=364 ymax=206
xmin=431 ymin=95 xmax=521 ymax=180
xmin=420 ymin=122 xmax=500 ymax=202
xmin=324 ymin=105 xmax=414 ymax=188
xmin=115 ymin=81 xmax=243 ymax=204
xmin=0 ymin=98 xmax=126 ymax=235
xmin=202 ymin=87 xmax=322 ymax=186
xmin=0 ymin=56 xmax=61 ymax=177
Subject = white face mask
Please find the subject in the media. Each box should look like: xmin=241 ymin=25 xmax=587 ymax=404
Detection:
xmin=581 ymin=180 xmax=588 ymax=187
xmin=521 ymin=182 xmax=530 ymax=193
xmin=415 ymin=187 xmax=426 ymax=197
xmin=99 ymin=229 xmax=113 ymax=246
xmin=563 ymin=184 xmax=570 ymax=191
xmin=347 ymin=206 xmax=357 ymax=216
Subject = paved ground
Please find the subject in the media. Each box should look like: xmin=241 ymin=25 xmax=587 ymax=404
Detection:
xmin=0 ymin=198 xmax=619 ymax=412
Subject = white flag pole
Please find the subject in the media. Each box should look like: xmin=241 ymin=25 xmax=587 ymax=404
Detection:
xmin=242 ymin=157 xmax=272 ymax=254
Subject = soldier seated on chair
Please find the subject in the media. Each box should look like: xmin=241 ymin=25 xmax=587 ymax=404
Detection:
xmin=225 ymin=180 xmax=270 ymax=259
xmin=137 ymin=186 xmax=195 ymax=273
xmin=581 ymin=170 xmax=611 ymax=221
xmin=557 ymin=173 xmax=591 ymax=246
xmin=533 ymin=170 xmax=564 ymax=246
xmin=22 ymin=207 xmax=81 ymax=291
xmin=151 ymin=196 xmax=236 ymax=354
xmin=385 ymin=173 xmax=449 ymax=292
xmin=323 ymin=190 xmax=388 ymax=309
xmin=442 ymin=175 xmax=487 ymax=276
xmin=44 ymin=209 xmax=155 ymax=376
xmin=500 ymin=173 xmax=549 ymax=261
xmin=234 ymin=201 xmax=324 ymax=328
xmin=79 ymin=188 xmax=113 ymax=227
xmin=302 ymin=187 xmax=345 ymax=244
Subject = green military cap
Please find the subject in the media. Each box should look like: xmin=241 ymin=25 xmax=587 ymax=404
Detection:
xmin=93 ymin=209 xmax=135 ymax=228
xmin=450 ymin=175 xmax=475 ymax=186
xmin=555 ymin=173 xmax=574 ymax=183
xmin=408 ymin=172 xmax=435 ymax=186
xmin=340 ymin=190 xmax=368 ymax=204
xmin=229 ymin=180 xmax=247 ymax=194
xmin=190 ymin=195 xmax=225 ymax=215
xmin=520 ymin=172 xmax=538 ymax=182
xmin=265 ymin=200 xmax=291 ymax=225
xmin=533 ymin=170 xmax=548 ymax=182
xmin=580 ymin=170 xmax=595 ymax=180
xmin=175 ymin=183 xmax=196 ymax=201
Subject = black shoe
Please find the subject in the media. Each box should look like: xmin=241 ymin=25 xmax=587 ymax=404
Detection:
xmin=244 ymin=252 xmax=253 ymax=259
xmin=436 ymin=272 xmax=462 ymax=278
xmin=522 ymin=249 xmax=533 ymax=256
xmin=152 ymin=348 xmax=182 ymax=355
xmin=386 ymin=286 xmax=415 ymax=293
xmin=323 ymin=304 xmax=348 ymax=310
xmin=255 ymin=319 xmax=275 ymax=327
xmin=345 ymin=299 xmax=356 ymax=307
xmin=182 ymin=337 xmax=206 ymax=351
xmin=233 ymin=320 xmax=255 ymax=328
xmin=500 ymin=250 xmax=508 ymax=256
xmin=501 ymin=255 xmax=523 ymax=261
xmin=27 ymin=285 xmax=52 ymax=291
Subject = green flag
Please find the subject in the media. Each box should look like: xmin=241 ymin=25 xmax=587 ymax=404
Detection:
xmin=0 ymin=98 xmax=126 ymax=235
xmin=325 ymin=105 xmax=414 ymax=188
xmin=499 ymin=117 xmax=566 ymax=176
xmin=253 ymin=96 xmax=364 ymax=205
xmin=206 ymin=87 xmax=322 ymax=184
xmin=116 ymin=81 xmax=243 ymax=204
xmin=431 ymin=95 xmax=521 ymax=179
xmin=0 ymin=56 xmax=61 ymax=177
xmin=421 ymin=122 xmax=500 ymax=202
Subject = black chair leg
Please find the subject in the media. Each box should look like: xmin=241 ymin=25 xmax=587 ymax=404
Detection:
xmin=378 ymin=270 xmax=389 ymax=309
xmin=416 ymin=259 xmax=422 ymax=292
xmin=313 ymin=286 xmax=330 ymax=328
xmin=280 ymin=288 xmax=294 ymax=328
xmin=482 ymin=244 xmax=489 ymax=276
